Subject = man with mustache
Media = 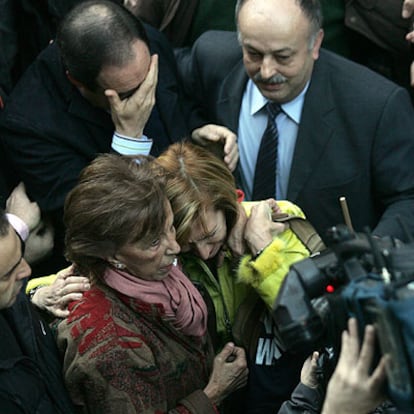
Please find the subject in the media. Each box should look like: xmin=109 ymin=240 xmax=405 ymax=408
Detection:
xmin=182 ymin=0 xmax=414 ymax=245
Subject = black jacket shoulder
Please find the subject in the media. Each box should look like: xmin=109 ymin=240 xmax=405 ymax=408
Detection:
xmin=0 ymin=290 xmax=75 ymax=413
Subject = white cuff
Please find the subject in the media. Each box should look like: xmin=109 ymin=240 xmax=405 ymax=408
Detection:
xmin=6 ymin=213 xmax=30 ymax=241
xmin=111 ymin=132 xmax=153 ymax=155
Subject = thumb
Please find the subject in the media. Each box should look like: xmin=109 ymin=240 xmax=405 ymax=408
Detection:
xmin=311 ymin=351 xmax=319 ymax=364
xmin=16 ymin=181 xmax=26 ymax=193
xmin=104 ymin=89 xmax=121 ymax=111
xmin=271 ymin=221 xmax=287 ymax=235
xmin=219 ymin=342 xmax=236 ymax=359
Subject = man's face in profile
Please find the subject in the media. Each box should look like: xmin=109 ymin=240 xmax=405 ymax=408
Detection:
xmin=0 ymin=226 xmax=31 ymax=309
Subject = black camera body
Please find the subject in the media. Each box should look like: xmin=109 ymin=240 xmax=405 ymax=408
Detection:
xmin=272 ymin=225 xmax=414 ymax=411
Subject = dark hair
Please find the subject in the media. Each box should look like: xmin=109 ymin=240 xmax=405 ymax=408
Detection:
xmin=64 ymin=154 xmax=167 ymax=282
xmin=0 ymin=209 xmax=10 ymax=237
xmin=235 ymin=0 xmax=322 ymax=41
xmin=57 ymin=0 xmax=149 ymax=91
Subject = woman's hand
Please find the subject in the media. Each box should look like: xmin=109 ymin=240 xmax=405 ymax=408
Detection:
xmin=31 ymin=265 xmax=90 ymax=318
xmin=203 ymin=342 xmax=248 ymax=404
xmin=244 ymin=200 xmax=286 ymax=256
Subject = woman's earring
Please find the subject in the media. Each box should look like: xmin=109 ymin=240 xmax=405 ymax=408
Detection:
xmin=113 ymin=262 xmax=125 ymax=270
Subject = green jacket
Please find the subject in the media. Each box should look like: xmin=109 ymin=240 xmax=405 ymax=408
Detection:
xmin=180 ymin=251 xmax=250 ymax=349
xmin=181 ymin=201 xmax=318 ymax=351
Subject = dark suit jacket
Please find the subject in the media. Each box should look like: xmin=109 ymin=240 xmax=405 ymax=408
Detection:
xmin=182 ymin=30 xmax=414 ymax=242
xmin=0 ymin=289 xmax=75 ymax=413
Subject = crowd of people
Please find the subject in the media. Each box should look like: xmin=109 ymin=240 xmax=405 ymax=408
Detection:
xmin=1 ymin=0 xmax=414 ymax=413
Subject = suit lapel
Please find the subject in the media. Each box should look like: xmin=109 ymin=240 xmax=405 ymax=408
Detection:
xmin=155 ymin=80 xmax=179 ymax=141
xmin=287 ymin=51 xmax=336 ymax=201
xmin=216 ymin=53 xmax=337 ymax=202
xmin=216 ymin=60 xmax=248 ymax=133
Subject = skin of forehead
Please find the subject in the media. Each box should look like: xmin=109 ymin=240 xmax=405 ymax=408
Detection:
xmin=238 ymin=0 xmax=310 ymax=45
xmin=97 ymin=40 xmax=151 ymax=92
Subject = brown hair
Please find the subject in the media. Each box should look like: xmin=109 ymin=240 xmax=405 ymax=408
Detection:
xmin=155 ymin=143 xmax=239 ymax=246
xmin=64 ymin=154 xmax=167 ymax=281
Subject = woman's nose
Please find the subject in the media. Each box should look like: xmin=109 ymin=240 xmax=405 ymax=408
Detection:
xmin=194 ymin=243 xmax=213 ymax=261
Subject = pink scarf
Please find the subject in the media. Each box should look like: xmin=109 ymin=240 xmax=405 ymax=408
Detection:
xmin=103 ymin=263 xmax=207 ymax=337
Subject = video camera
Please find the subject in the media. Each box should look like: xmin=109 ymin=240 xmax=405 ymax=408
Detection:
xmin=272 ymin=224 xmax=414 ymax=412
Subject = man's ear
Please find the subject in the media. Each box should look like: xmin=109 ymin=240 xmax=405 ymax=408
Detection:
xmin=312 ymin=29 xmax=324 ymax=60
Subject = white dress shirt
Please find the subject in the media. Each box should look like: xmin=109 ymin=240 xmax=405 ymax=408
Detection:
xmin=238 ymin=80 xmax=309 ymax=200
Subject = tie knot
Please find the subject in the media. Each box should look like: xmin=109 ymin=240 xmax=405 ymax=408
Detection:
xmin=266 ymin=102 xmax=282 ymax=118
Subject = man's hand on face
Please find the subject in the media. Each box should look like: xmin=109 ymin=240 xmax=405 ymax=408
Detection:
xmin=105 ymin=54 xmax=158 ymax=138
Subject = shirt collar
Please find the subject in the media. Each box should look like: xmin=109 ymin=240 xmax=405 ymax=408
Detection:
xmin=248 ymin=79 xmax=310 ymax=124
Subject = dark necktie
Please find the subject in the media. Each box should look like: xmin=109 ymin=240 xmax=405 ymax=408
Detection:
xmin=252 ymin=102 xmax=282 ymax=200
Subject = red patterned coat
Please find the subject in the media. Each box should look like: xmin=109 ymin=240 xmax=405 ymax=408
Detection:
xmin=56 ymin=283 xmax=216 ymax=414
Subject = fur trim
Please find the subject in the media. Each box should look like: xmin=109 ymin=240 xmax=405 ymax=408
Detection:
xmin=237 ymin=238 xmax=286 ymax=287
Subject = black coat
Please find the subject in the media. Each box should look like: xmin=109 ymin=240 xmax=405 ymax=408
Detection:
xmin=0 ymin=0 xmax=85 ymax=94
xmin=0 ymin=289 xmax=75 ymax=413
